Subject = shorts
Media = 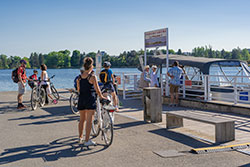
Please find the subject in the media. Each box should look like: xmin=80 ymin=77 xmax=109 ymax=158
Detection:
xmin=18 ymin=82 xmax=26 ymax=95
xmin=170 ymin=84 xmax=179 ymax=94
xmin=77 ymin=94 xmax=96 ymax=110
xmin=102 ymin=82 xmax=115 ymax=93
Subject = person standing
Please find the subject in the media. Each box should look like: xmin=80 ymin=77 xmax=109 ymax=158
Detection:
xmin=77 ymin=57 xmax=106 ymax=146
xmin=150 ymin=65 xmax=159 ymax=87
xmin=40 ymin=64 xmax=57 ymax=104
xmin=99 ymin=61 xmax=119 ymax=111
xmin=17 ymin=60 xmax=30 ymax=109
xmin=167 ymin=61 xmax=183 ymax=107
xmin=139 ymin=65 xmax=151 ymax=88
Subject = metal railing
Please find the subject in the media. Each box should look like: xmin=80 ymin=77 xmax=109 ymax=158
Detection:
xmin=162 ymin=74 xmax=250 ymax=104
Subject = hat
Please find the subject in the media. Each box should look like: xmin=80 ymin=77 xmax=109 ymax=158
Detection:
xmin=144 ymin=65 xmax=150 ymax=70
xmin=20 ymin=59 xmax=27 ymax=64
xmin=152 ymin=65 xmax=157 ymax=69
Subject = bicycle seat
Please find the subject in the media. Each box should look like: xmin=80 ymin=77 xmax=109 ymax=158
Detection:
xmin=100 ymin=99 xmax=111 ymax=105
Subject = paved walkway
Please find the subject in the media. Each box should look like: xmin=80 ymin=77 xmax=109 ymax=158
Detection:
xmin=0 ymin=90 xmax=249 ymax=167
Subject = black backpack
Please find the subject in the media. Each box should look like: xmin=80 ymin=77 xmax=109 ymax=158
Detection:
xmin=12 ymin=67 xmax=25 ymax=83
xmin=12 ymin=68 xmax=19 ymax=83
xmin=99 ymin=69 xmax=109 ymax=84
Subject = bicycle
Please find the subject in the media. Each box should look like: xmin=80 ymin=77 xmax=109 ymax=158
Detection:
xmin=49 ymin=75 xmax=60 ymax=100
xmin=30 ymin=80 xmax=46 ymax=110
xmin=69 ymin=89 xmax=79 ymax=116
xmin=92 ymin=97 xmax=114 ymax=146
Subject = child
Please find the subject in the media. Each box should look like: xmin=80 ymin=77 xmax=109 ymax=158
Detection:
xmin=28 ymin=70 xmax=38 ymax=88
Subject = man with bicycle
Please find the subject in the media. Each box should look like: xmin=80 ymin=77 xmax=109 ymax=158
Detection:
xmin=100 ymin=61 xmax=119 ymax=111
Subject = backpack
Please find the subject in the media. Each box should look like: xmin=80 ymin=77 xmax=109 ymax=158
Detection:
xmin=99 ymin=69 xmax=109 ymax=84
xmin=74 ymin=75 xmax=81 ymax=89
xmin=11 ymin=68 xmax=19 ymax=83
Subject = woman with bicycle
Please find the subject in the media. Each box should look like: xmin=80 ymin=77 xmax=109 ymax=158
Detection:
xmin=40 ymin=64 xmax=57 ymax=104
xmin=77 ymin=57 xmax=106 ymax=146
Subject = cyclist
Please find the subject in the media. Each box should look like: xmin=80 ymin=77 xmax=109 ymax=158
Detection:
xmin=99 ymin=61 xmax=119 ymax=111
xmin=40 ymin=64 xmax=57 ymax=104
xmin=74 ymin=67 xmax=84 ymax=90
xmin=77 ymin=57 xmax=106 ymax=146
xmin=17 ymin=60 xmax=30 ymax=109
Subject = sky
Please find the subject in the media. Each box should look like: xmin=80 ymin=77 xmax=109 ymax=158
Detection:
xmin=1 ymin=0 xmax=250 ymax=57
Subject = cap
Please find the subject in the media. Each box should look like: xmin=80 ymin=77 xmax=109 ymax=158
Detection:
xmin=20 ymin=59 xmax=27 ymax=64
xmin=152 ymin=65 xmax=157 ymax=69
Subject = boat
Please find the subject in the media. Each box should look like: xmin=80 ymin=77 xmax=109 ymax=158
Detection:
xmin=142 ymin=54 xmax=250 ymax=103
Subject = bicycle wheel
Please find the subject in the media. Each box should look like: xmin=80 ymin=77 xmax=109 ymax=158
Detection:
xmin=92 ymin=111 xmax=100 ymax=137
xmin=70 ymin=93 xmax=79 ymax=115
xmin=51 ymin=85 xmax=60 ymax=100
xmin=39 ymin=88 xmax=46 ymax=107
xmin=31 ymin=88 xmax=38 ymax=110
xmin=102 ymin=110 xmax=113 ymax=146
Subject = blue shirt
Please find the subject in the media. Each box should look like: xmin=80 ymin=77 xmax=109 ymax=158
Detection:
xmin=168 ymin=66 xmax=183 ymax=86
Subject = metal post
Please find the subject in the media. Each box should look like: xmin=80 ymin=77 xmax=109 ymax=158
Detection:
xmin=134 ymin=75 xmax=137 ymax=91
xmin=166 ymin=74 xmax=169 ymax=96
xmin=204 ymin=75 xmax=207 ymax=101
xmin=166 ymin=28 xmax=169 ymax=96
xmin=207 ymin=75 xmax=211 ymax=101
xmin=144 ymin=32 xmax=147 ymax=66
xmin=123 ymin=73 xmax=126 ymax=100
xmin=183 ymin=74 xmax=186 ymax=98
xmin=234 ymin=76 xmax=237 ymax=104
xmin=160 ymin=74 xmax=163 ymax=96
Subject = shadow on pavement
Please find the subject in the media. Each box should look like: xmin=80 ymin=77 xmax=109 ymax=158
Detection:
xmin=114 ymin=120 xmax=147 ymax=130
xmin=0 ymin=136 xmax=108 ymax=165
xmin=9 ymin=106 xmax=79 ymax=126
xmin=239 ymin=163 xmax=250 ymax=167
xmin=149 ymin=128 xmax=215 ymax=148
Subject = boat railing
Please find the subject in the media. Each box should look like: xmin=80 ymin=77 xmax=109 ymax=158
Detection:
xmin=161 ymin=74 xmax=250 ymax=104
xmin=119 ymin=72 xmax=250 ymax=104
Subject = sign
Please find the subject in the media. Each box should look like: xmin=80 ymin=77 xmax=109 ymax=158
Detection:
xmin=145 ymin=28 xmax=167 ymax=48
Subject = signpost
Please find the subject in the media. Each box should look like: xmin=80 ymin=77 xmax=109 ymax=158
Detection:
xmin=144 ymin=28 xmax=169 ymax=95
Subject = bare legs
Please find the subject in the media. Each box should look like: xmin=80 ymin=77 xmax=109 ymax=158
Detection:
xmin=78 ymin=110 xmax=95 ymax=142
xmin=17 ymin=94 xmax=23 ymax=104
xmin=170 ymin=93 xmax=179 ymax=105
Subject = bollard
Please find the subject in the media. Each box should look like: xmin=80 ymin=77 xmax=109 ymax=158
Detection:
xmin=143 ymin=87 xmax=162 ymax=123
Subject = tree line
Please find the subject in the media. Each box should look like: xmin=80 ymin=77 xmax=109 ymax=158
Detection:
xmin=0 ymin=46 xmax=249 ymax=69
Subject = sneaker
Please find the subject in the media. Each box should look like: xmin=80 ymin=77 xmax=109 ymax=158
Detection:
xmin=79 ymin=138 xmax=84 ymax=144
xmin=52 ymin=99 xmax=58 ymax=104
xmin=17 ymin=106 xmax=24 ymax=109
xmin=169 ymin=104 xmax=174 ymax=107
xmin=84 ymin=140 xmax=97 ymax=146
xmin=21 ymin=105 xmax=27 ymax=108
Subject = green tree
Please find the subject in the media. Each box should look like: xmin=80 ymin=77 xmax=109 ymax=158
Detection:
xmin=71 ymin=50 xmax=81 ymax=68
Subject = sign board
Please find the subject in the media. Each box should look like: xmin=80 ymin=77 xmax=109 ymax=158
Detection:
xmin=145 ymin=28 xmax=167 ymax=48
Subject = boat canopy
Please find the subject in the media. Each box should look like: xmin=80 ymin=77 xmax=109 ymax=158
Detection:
xmin=146 ymin=54 xmax=248 ymax=74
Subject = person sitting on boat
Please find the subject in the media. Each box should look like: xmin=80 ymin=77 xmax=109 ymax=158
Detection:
xmin=167 ymin=61 xmax=183 ymax=107
xmin=150 ymin=65 xmax=159 ymax=87
xmin=139 ymin=65 xmax=151 ymax=88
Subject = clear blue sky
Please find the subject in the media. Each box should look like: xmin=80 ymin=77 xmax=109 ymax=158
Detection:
xmin=1 ymin=0 xmax=250 ymax=57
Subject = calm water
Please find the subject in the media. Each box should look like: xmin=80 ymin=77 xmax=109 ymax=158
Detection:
xmin=0 ymin=68 xmax=140 ymax=92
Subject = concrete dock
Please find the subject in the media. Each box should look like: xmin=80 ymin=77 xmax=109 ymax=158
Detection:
xmin=0 ymin=90 xmax=249 ymax=167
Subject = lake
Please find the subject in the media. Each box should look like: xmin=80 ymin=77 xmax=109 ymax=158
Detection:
xmin=0 ymin=68 xmax=141 ymax=92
